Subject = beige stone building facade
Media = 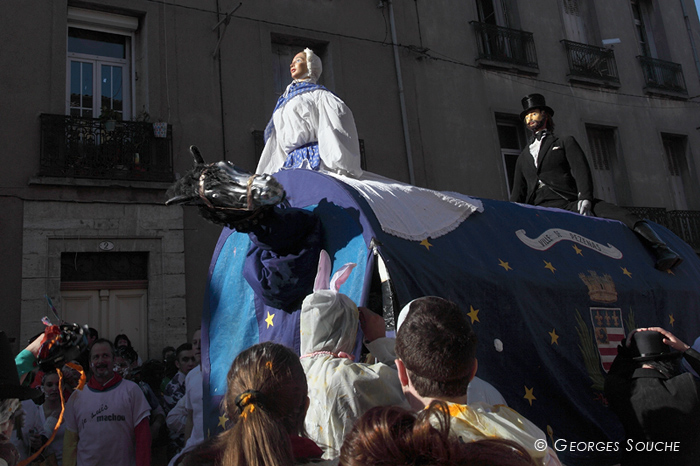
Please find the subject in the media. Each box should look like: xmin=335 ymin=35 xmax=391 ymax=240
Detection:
xmin=1 ymin=0 xmax=699 ymax=355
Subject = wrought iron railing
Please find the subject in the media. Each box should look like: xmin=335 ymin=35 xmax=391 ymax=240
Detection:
xmin=624 ymin=206 xmax=700 ymax=250
xmin=471 ymin=22 xmax=538 ymax=69
xmin=561 ymin=40 xmax=619 ymax=83
xmin=637 ymin=56 xmax=687 ymax=94
xmin=39 ymin=114 xmax=174 ymax=182
xmin=668 ymin=210 xmax=700 ymax=250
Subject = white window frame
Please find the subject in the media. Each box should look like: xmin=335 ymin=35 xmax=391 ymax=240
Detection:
xmin=66 ymin=8 xmax=138 ymax=119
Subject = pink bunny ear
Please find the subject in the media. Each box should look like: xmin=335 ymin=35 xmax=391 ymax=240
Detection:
xmin=314 ymin=250 xmax=332 ymax=291
xmin=330 ymin=262 xmax=356 ymax=292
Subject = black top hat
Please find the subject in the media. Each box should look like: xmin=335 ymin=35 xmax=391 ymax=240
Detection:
xmin=0 ymin=331 xmax=43 ymax=401
xmin=520 ymin=93 xmax=555 ymax=120
xmin=631 ymin=331 xmax=682 ymax=362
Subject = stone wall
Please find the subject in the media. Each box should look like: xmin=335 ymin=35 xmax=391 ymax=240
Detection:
xmin=21 ymin=201 xmax=187 ymax=359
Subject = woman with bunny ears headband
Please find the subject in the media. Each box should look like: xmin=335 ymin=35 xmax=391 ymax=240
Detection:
xmin=256 ymin=48 xmax=363 ymax=179
xmin=299 ymin=250 xmax=408 ymax=459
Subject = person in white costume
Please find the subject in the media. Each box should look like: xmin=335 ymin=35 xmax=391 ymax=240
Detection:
xmin=256 ymin=48 xmax=363 ymax=179
xmin=300 ymin=250 xmax=408 ymax=459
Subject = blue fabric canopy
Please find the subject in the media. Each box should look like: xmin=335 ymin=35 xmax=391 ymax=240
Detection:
xmin=202 ymin=169 xmax=700 ymax=465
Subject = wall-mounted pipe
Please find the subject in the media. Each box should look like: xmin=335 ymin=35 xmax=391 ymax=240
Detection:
xmin=388 ymin=0 xmax=416 ymax=185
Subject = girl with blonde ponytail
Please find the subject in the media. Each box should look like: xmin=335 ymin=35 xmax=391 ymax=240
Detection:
xmin=177 ymin=342 xmax=326 ymax=466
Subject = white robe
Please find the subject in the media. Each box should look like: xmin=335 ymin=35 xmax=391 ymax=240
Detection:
xmin=256 ymin=88 xmax=363 ymax=179
xmin=256 ymin=84 xmax=483 ymax=241
xmin=299 ymin=290 xmax=408 ymax=459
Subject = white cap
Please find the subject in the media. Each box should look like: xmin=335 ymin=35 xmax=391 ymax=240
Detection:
xmin=304 ymin=48 xmax=323 ymax=83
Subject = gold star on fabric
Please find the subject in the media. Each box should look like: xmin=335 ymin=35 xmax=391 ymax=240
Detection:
xmin=467 ymin=305 xmax=480 ymax=324
xmin=548 ymin=329 xmax=559 ymax=345
xmin=544 ymin=261 xmax=556 ymax=273
xmin=572 ymin=244 xmax=583 ymax=256
xmin=498 ymin=259 xmax=513 ymax=271
xmin=524 ymin=386 xmax=536 ymax=406
xmin=621 ymin=267 xmax=632 ymax=278
xmin=218 ymin=414 xmax=228 ymax=428
xmin=666 ymin=269 xmax=675 ymax=275
xmin=669 ymin=314 xmax=675 ymax=326
xmin=420 ymin=238 xmax=433 ymax=250
xmin=265 ymin=311 xmax=275 ymax=328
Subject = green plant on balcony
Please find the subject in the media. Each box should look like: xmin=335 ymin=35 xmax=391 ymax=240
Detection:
xmin=99 ymin=107 xmax=120 ymax=131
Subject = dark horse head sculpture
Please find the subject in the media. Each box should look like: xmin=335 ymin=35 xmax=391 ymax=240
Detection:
xmin=165 ymin=146 xmax=286 ymax=229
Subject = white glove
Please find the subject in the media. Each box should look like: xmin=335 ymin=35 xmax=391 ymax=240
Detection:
xmin=578 ymin=200 xmax=592 ymax=216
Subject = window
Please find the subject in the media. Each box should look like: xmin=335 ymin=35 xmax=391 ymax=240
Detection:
xmin=561 ymin=0 xmax=589 ymax=44
xmin=585 ymin=126 xmax=619 ymax=203
xmin=476 ymin=0 xmax=511 ymax=27
xmin=472 ymin=1 xmax=537 ymax=69
xmin=661 ymin=133 xmax=689 ymax=210
xmin=66 ymin=8 xmax=138 ymax=119
xmin=630 ymin=0 xmax=655 ymax=57
xmin=495 ymin=114 xmax=527 ymax=195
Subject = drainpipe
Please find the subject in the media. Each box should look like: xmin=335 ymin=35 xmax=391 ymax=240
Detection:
xmin=679 ymin=0 xmax=700 ymax=79
xmin=215 ymin=0 xmax=228 ymax=160
xmin=387 ymin=0 xmax=416 ymax=185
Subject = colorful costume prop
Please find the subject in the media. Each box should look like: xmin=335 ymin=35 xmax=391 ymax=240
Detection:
xmin=166 ymin=159 xmax=700 ymax=465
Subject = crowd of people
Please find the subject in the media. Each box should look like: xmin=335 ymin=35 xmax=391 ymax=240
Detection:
xmin=3 ymin=286 xmax=698 ymax=466
xmin=1 ymin=327 xmax=203 ymax=466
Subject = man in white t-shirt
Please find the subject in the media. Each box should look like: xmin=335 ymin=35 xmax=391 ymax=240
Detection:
xmin=63 ymin=339 xmax=151 ymax=466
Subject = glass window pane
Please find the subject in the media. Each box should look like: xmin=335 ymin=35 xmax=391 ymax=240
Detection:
xmin=101 ymin=64 xmax=111 ymax=109
xmin=70 ymin=61 xmax=93 ymax=114
xmin=82 ymin=63 xmax=93 ymax=111
xmin=68 ymin=27 xmax=126 ymax=59
xmin=113 ymin=67 xmax=123 ymax=112
xmin=497 ymin=124 xmax=520 ymax=150
xmin=70 ymin=61 xmax=81 ymax=107
xmin=101 ymin=65 xmax=123 ymax=119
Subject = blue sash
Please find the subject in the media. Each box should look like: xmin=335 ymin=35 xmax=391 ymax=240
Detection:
xmin=283 ymin=142 xmax=321 ymax=171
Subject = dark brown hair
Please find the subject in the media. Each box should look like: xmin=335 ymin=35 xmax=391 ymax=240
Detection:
xmin=179 ymin=341 xmax=308 ymax=466
xmin=339 ymin=401 xmax=536 ymax=466
xmin=395 ymin=297 xmax=478 ymax=398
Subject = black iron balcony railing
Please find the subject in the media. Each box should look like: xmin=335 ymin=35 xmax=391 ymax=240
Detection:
xmin=561 ymin=40 xmax=619 ymax=83
xmin=624 ymin=206 xmax=700 ymax=250
xmin=471 ymin=21 xmax=538 ymax=69
xmin=668 ymin=210 xmax=700 ymax=250
xmin=637 ymin=56 xmax=687 ymax=94
xmin=39 ymin=114 xmax=174 ymax=182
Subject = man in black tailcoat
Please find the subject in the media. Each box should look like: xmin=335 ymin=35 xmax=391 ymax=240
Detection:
xmin=509 ymin=93 xmax=682 ymax=271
